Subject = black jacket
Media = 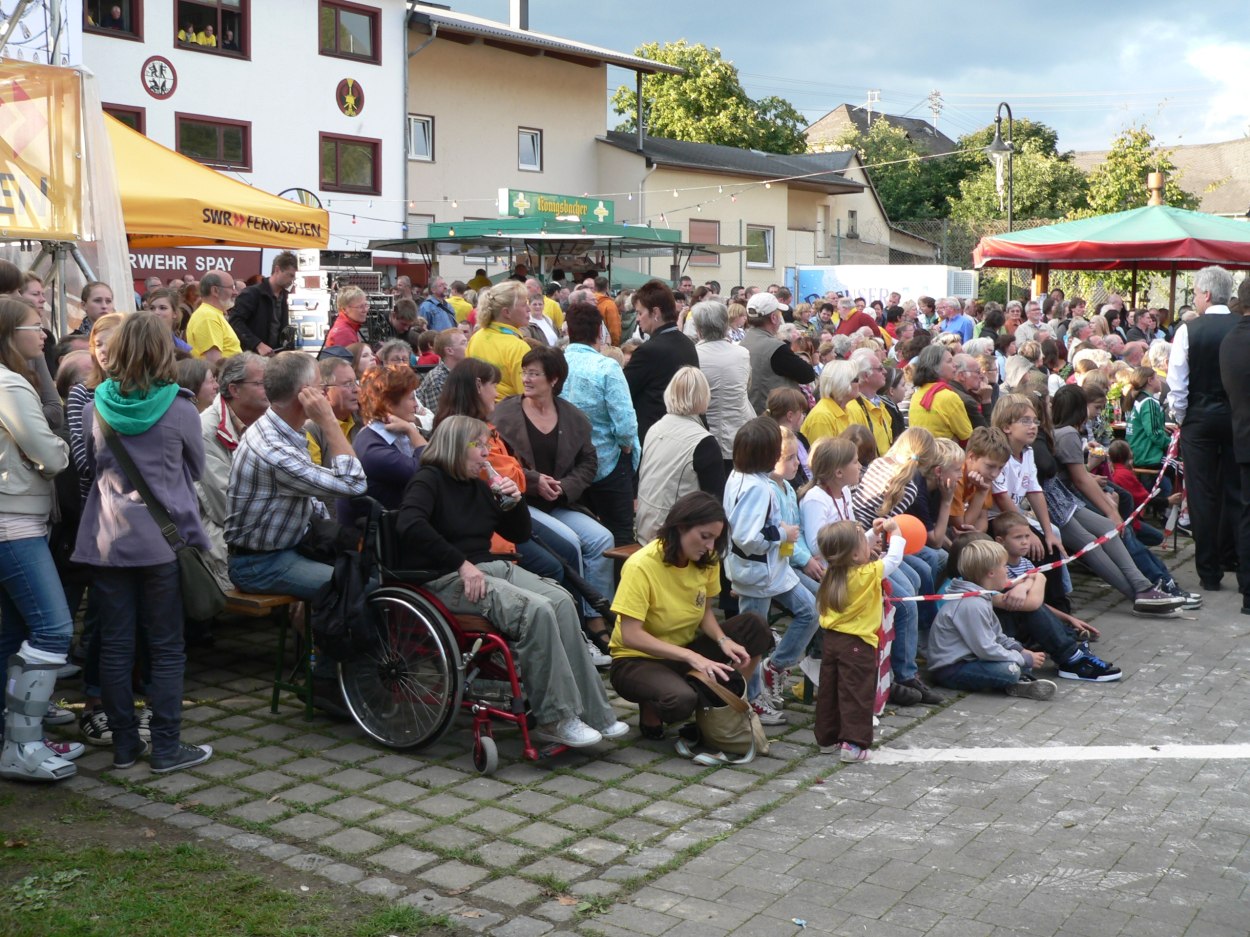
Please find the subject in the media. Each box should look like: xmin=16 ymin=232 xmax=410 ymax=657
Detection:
xmin=623 ymin=324 xmax=699 ymax=443
xmin=1220 ymin=314 xmax=1250 ymax=463
xmin=228 ymin=277 xmax=289 ymax=352
xmin=950 ymin=380 xmax=988 ymax=432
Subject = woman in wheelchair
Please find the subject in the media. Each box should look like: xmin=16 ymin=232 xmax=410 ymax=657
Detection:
xmin=608 ymin=492 xmax=773 ymax=740
xmin=397 ymin=415 xmax=629 ymax=749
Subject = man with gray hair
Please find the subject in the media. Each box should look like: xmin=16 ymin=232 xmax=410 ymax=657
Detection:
xmin=226 ymin=351 xmax=366 ymax=603
xmin=938 ymin=296 xmax=974 ymax=343
xmin=197 ymin=352 xmax=269 ymax=592
xmin=949 ymin=353 xmax=989 ymax=431
xmin=419 ymin=277 xmax=457 ymax=332
xmin=1121 ymin=340 xmax=1146 ymax=367
xmin=1168 ymin=264 xmax=1241 ymax=591
xmin=834 ymin=296 xmax=882 ymax=338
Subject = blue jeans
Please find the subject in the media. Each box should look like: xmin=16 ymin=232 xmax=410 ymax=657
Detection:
xmin=886 ymin=567 xmax=919 ymax=683
xmin=933 ymin=657 xmax=1029 ymax=692
xmin=903 ymin=550 xmax=943 ymax=631
xmin=528 ymin=510 xmax=599 ymax=618
xmin=94 ymin=563 xmax=185 ymax=762
xmin=1124 ymin=527 xmax=1170 ymax=583
xmin=228 ymin=548 xmax=334 ymax=600
xmin=739 ymin=578 xmax=819 ymax=698
xmin=535 ymin=507 xmax=614 ymax=603
xmin=0 ymin=535 xmax=73 ymax=662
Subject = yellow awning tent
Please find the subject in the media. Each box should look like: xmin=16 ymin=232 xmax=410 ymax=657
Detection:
xmin=106 ymin=115 xmax=330 ymax=250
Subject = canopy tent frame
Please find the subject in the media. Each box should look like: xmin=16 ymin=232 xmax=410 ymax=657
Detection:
xmin=973 ymin=204 xmax=1250 ymax=308
xmin=369 ymin=218 xmax=745 ymax=286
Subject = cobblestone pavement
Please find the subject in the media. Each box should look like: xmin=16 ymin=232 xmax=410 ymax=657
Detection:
xmin=47 ymin=540 xmax=1249 ymax=936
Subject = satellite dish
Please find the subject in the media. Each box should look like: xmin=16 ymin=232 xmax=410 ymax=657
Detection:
xmin=277 ymin=188 xmax=323 ymax=209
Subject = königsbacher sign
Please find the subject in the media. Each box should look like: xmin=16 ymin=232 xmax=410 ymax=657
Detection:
xmin=498 ymin=188 xmax=614 ymax=224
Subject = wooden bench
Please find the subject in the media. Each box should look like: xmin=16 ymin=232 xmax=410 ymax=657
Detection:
xmin=224 ymin=590 xmax=314 ymax=721
xmin=603 ymin=543 xmax=641 ymax=588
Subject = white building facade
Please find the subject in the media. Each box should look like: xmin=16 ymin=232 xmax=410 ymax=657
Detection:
xmin=83 ymin=0 xmax=410 ymax=264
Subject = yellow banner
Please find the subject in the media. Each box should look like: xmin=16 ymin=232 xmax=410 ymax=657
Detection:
xmin=0 ymin=62 xmax=82 ymax=240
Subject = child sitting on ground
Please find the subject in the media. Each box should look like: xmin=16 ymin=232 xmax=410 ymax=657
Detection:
xmin=927 ymin=539 xmax=1057 ymax=700
xmin=813 ymin=518 xmax=905 ymax=763
xmin=984 ymin=516 xmax=1121 ymax=681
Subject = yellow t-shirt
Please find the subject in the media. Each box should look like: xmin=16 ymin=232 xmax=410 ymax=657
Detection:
xmin=801 ymin=397 xmax=852 ymax=444
xmin=818 ymin=558 xmax=884 ymax=647
xmin=908 ymin=384 xmax=973 ymax=443
xmin=186 ymin=303 xmax=241 ymax=360
xmin=466 ymin=322 xmax=528 ymax=400
xmin=448 ymin=295 xmax=474 ymax=324
xmin=466 ymin=275 xmax=492 ymax=292
xmin=609 ymin=539 xmax=721 ymax=660
xmin=854 ymin=395 xmax=894 ymax=456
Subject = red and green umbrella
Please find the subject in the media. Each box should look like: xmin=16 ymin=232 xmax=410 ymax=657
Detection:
xmin=973 ymin=204 xmax=1250 ymax=271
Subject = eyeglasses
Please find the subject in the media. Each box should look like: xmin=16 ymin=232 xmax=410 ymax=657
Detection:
xmin=322 ymin=379 xmax=360 ymax=389
xmin=1015 ymin=418 xmax=1040 ymax=426
xmin=13 ymin=325 xmax=43 ymax=332
xmin=466 ymin=440 xmax=487 ymax=449
xmin=235 ymin=380 xmax=266 ymax=387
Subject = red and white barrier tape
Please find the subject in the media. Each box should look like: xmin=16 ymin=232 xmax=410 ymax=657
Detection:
xmin=887 ymin=429 xmax=1182 ymax=604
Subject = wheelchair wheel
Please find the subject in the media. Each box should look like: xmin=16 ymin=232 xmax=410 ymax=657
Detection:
xmin=473 ymin=735 xmax=499 ymax=775
xmin=339 ymin=587 xmax=463 ymax=750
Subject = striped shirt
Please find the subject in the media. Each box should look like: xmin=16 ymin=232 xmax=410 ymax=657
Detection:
xmin=225 ymin=408 xmax=367 ymax=551
xmin=852 ymin=457 xmax=919 ymax=529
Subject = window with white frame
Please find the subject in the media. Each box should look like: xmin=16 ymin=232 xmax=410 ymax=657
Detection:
xmin=745 ymin=224 xmax=774 ymax=268
xmin=407 ymin=115 xmax=433 ymax=162
xmin=518 ymin=128 xmax=542 ymax=172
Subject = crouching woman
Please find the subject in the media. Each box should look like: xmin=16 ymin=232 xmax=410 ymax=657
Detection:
xmin=609 ymin=492 xmax=773 ymax=739
xmin=396 ymin=415 xmax=628 ymax=749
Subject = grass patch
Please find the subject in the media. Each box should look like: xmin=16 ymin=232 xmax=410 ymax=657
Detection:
xmin=0 ymin=838 xmax=444 ymax=937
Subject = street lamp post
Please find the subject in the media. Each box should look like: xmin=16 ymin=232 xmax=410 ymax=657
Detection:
xmin=985 ymin=101 xmax=1014 ymax=299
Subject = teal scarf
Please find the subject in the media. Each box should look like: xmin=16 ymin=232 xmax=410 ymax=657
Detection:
xmin=94 ymin=379 xmax=180 ymax=435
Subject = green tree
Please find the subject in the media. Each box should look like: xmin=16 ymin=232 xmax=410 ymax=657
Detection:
xmin=948 ymin=138 xmax=1089 ymax=220
xmin=826 ymin=121 xmax=948 ymax=221
xmin=1077 ymin=125 xmax=1200 ymax=216
xmin=611 ymin=41 xmax=807 ymax=155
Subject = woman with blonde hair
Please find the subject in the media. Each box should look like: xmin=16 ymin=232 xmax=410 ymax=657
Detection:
xmin=324 ymin=285 xmax=369 ymax=349
xmin=465 ymin=281 xmax=530 ymax=399
xmin=635 ymin=366 xmax=724 ymax=544
xmin=801 ymin=360 xmax=864 ymax=444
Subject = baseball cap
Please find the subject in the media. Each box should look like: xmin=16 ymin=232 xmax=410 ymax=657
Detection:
xmin=746 ymin=293 xmax=780 ymax=320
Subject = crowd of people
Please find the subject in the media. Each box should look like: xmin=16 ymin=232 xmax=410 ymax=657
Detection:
xmin=2 ymin=252 xmax=1242 ymax=781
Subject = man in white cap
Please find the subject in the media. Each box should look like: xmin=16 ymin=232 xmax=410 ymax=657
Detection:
xmin=740 ymin=292 xmax=817 ymax=414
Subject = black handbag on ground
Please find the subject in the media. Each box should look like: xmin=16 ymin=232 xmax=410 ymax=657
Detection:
xmin=97 ymin=412 xmax=227 ymax=621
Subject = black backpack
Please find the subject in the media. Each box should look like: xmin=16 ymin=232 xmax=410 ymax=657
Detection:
xmin=310 ymin=501 xmax=381 ymax=661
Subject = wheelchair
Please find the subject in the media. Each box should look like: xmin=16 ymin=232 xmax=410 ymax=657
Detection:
xmin=336 ymin=509 xmax=570 ymax=775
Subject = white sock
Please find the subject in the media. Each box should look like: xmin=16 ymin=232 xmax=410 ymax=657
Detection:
xmin=17 ymin=642 xmax=66 ymax=667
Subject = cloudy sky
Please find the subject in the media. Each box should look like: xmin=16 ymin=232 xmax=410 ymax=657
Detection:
xmin=446 ymin=0 xmax=1249 ymax=152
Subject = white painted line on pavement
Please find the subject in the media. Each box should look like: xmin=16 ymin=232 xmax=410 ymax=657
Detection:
xmin=872 ymin=743 xmax=1250 ymax=765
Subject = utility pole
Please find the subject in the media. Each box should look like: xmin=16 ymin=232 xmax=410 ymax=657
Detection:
xmin=928 ymin=89 xmax=944 ymax=133
xmin=864 ymin=89 xmax=880 ymax=125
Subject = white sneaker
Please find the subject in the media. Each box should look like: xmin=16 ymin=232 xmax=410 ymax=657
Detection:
xmin=598 ymin=720 xmax=630 ymax=741
xmin=750 ymin=696 xmax=787 ymax=726
xmin=533 ymin=716 xmax=603 ymax=748
xmin=582 ymin=633 xmax=611 ymax=668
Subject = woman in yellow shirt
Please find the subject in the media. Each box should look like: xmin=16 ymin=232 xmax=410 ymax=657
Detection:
xmin=609 ymin=492 xmax=772 ymax=739
xmin=802 ymin=359 xmax=867 ymax=444
xmin=465 ymin=281 xmax=530 ymax=400
xmin=907 ymin=345 xmax=972 ymax=444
